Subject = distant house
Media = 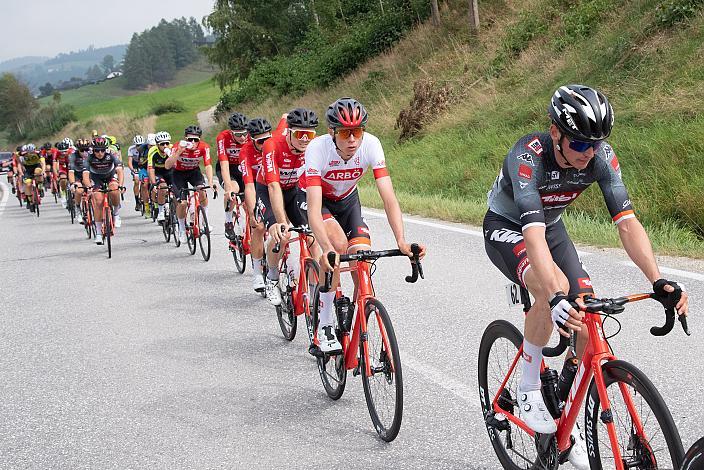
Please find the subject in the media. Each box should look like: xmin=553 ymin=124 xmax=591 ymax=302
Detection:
xmin=106 ymin=71 xmax=123 ymax=79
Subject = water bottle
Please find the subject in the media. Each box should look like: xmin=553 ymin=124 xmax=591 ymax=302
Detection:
xmin=557 ymin=356 xmax=579 ymax=403
xmin=540 ymin=368 xmax=562 ymax=419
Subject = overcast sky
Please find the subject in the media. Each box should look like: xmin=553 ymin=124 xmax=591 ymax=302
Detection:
xmin=0 ymin=0 xmax=215 ymax=63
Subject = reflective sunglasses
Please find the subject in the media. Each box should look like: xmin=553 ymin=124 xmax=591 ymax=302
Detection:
xmin=158 ymin=142 xmax=170 ymax=146
xmin=567 ymin=137 xmax=603 ymax=153
xmin=253 ymin=135 xmax=271 ymax=145
xmin=93 ymin=148 xmax=107 ymax=153
xmin=291 ymin=129 xmax=316 ymax=141
xmin=186 ymin=137 xmax=200 ymax=142
xmin=335 ymin=127 xmax=364 ymax=140
xmin=232 ymin=130 xmax=248 ymax=137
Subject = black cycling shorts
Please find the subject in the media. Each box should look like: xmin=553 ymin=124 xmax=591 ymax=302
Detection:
xmin=216 ymin=164 xmax=244 ymax=193
xmin=154 ymin=168 xmax=173 ymax=187
xmin=255 ymin=182 xmax=307 ymax=229
xmin=173 ymin=169 xmax=205 ymax=200
xmin=88 ymin=171 xmax=117 ymax=190
xmin=321 ymin=189 xmax=370 ymax=249
xmin=483 ymin=210 xmax=593 ymax=295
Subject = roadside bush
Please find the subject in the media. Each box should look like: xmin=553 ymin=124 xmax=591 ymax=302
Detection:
xmin=151 ymin=100 xmax=186 ymax=115
xmin=10 ymin=104 xmax=77 ymax=141
xmin=655 ymin=0 xmax=704 ymax=27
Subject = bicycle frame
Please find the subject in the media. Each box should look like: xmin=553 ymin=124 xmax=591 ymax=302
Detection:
xmin=491 ymin=293 xmax=655 ymax=469
xmin=227 ymin=194 xmax=252 ymax=255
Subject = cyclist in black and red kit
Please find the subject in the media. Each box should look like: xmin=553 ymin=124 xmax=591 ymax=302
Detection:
xmin=483 ymin=84 xmax=689 ymax=469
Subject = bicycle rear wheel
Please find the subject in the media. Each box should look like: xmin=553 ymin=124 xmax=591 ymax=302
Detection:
xmin=68 ymin=196 xmax=75 ymax=224
xmin=186 ymin=208 xmax=197 ymax=255
xmin=170 ymin=199 xmax=180 ymax=247
xmin=197 ymin=206 xmax=211 ymax=261
xmin=259 ymin=250 xmax=268 ymax=298
xmin=33 ymin=185 xmax=40 ymax=217
xmin=105 ymin=206 xmax=113 ymax=259
xmin=276 ymin=256 xmax=297 ymax=341
xmin=303 ymin=259 xmax=320 ymax=347
xmin=478 ymin=320 xmax=543 ymax=470
xmin=311 ymin=285 xmax=346 ymax=400
xmin=162 ymin=202 xmax=171 ymax=242
xmin=360 ymin=298 xmax=403 ymax=442
xmin=585 ymin=360 xmax=684 ymax=470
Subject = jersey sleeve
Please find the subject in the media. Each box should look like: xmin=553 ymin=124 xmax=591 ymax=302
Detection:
xmin=274 ymin=117 xmax=288 ymax=134
xmin=506 ymin=139 xmax=546 ymax=230
xmin=240 ymin=145 xmax=254 ymax=185
xmin=304 ymin=139 xmax=324 ymax=187
xmin=262 ymin=140 xmax=280 ymax=185
xmin=82 ymin=156 xmax=90 ymax=173
xmin=367 ymin=136 xmax=389 ymax=179
xmin=147 ymin=147 xmax=155 ymax=169
xmin=216 ymin=132 xmax=228 ymax=162
xmin=596 ymin=143 xmax=635 ymax=224
xmin=201 ymin=142 xmax=211 ymax=166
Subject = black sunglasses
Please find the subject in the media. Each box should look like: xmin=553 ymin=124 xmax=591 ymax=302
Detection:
xmin=186 ymin=137 xmax=200 ymax=142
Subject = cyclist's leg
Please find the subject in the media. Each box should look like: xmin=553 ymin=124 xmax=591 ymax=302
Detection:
xmin=172 ymin=170 xmax=189 ymax=237
xmin=91 ymin=179 xmax=106 ymax=233
xmin=191 ymin=170 xmax=207 ymax=213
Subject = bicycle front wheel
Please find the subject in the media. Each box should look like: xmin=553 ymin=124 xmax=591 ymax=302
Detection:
xmin=105 ymin=207 xmax=113 ymax=259
xmin=303 ymin=259 xmax=320 ymax=347
xmin=478 ymin=320 xmax=541 ymax=470
xmin=197 ymin=206 xmax=211 ymax=261
xmin=186 ymin=213 xmax=196 ymax=255
xmin=585 ymin=360 xmax=684 ymax=470
xmin=276 ymin=256 xmax=297 ymax=341
xmin=360 ymin=298 xmax=403 ymax=442
xmin=162 ymin=203 xmax=171 ymax=242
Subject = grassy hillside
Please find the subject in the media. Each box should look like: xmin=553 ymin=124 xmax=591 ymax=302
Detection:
xmin=210 ymin=0 xmax=704 ymax=257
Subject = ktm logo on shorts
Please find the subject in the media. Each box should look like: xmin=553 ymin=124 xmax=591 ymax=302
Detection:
xmin=325 ymin=169 xmax=362 ymax=180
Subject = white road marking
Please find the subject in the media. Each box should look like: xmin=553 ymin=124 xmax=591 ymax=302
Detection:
xmin=402 ymin=353 xmax=478 ymax=408
xmin=621 ymin=261 xmax=704 ymax=282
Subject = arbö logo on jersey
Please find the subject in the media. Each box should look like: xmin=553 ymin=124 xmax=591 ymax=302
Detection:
xmin=325 ymin=168 xmax=362 ymax=181
xmin=541 ymin=191 xmax=580 ymax=205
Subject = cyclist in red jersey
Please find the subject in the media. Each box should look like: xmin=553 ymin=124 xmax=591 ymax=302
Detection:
xmin=216 ymin=112 xmax=249 ymax=239
xmin=166 ymin=125 xmax=216 ymax=242
xmin=260 ymin=108 xmax=319 ymax=306
xmin=239 ymin=117 xmax=285 ymax=292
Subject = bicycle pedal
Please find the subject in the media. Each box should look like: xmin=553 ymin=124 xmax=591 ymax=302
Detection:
xmin=308 ymin=344 xmax=325 ymax=358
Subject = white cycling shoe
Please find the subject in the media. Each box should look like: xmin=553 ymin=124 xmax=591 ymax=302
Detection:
xmin=517 ymin=388 xmax=557 ymax=434
xmin=317 ymin=324 xmax=342 ymax=353
xmin=252 ymin=274 xmax=265 ymax=293
xmin=567 ymin=423 xmax=589 ymax=470
xmin=265 ymin=279 xmax=282 ymax=306
xmin=157 ymin=211 xmax=165 ymax=222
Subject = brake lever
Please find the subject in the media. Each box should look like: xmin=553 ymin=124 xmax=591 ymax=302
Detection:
xmin=405 ymin=243 xmax=424 ymax=283
xmin=321 ymin=251 xmax=336 ymax=293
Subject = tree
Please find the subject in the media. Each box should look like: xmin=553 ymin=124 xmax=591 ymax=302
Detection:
xmin=39 ymin=82 xmax=55 ymax=97
xmin=85 ymin=65 xmax=103 ymax=81
xmin=0 ymin=73 xmax=38 ymax=136
xmin=52 ymin=90 xmax=62 ymax=103
xmin=468 ymin=0 xmax=479 ymax=33
xmin=102 ymin=54 xmax=115 ymax=73
xmin=431 ymin=0 xmax=440 ymax=26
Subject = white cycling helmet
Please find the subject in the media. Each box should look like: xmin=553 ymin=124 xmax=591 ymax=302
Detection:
xmin=154 ymin=131 xmax=171 ymax=144
xmin=62 ymin=137 xmax=74 ymax=148
xmin=23 ymin=144 xmax=36 ymax=152
xmin=146 ymin=133 xmax=156 ymax=146
xmin=133 ymin=134 xmax=145 ymax=145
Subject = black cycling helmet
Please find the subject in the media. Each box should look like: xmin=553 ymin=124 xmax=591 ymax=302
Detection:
xmin=287 ymin=108 xmax=319 ymax=128
xmin=246 ymin=118 xmax=272 ymax=136
xmin=326 ymin=98 xmax=368 ymax=129
xmin=56 ymin=142 xmax=70 ymax=151
xmin=42 ymin=142 xmax=52 ymax=150
xmin=184 ymin=125 xmax=202 ymax=137
xmin=15 ymin=145 xmax=22 ymax=152
xmin=228 ymin=112 xmax=248 ymax=131
xmin=75 ymin=138 xmax=91 ymax=151
xmin=548 ymin=84 xmax=613 ymax=142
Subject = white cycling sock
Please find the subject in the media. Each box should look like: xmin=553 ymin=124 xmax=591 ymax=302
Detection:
xmin=204 ymin=206 xmax=209 ymax=219
xmin=159 ymin=204 xmax=165 ymax=214
xmin=224 ymin=211 xmax=233 ymax=223
xmin=520 ymin=340 xmax=543 ymax=392
xmin=252 ymin=256 xmax=263 ymax=273
xmin=178 ymin=218 xmax=186 ymax=232
xmin=318 ymin=291 xmax=336 ymax=327
xmin=113 ymin=204 xmax=120 ymax=216
xmin=95 ymin=220 xmax=103 ymax=234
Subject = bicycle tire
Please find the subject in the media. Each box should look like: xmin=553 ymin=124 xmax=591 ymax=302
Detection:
xmin=303 ymin=259 xmax=320 ymax=347
xmin=89 ymin=203 xmax=97 ymax=239
xmin=170 ymin=199 xmax=180 ymax=247
xmin=231 ymin=237 xmax=246 ymax=273
xmin=162 ymin=202 xmax=171 ymax=242
xmin=276 ymin=256 xmax=297 ymax=341
xmin=151 ymin=200 xmax=158 ymax=223
xmin=682 ymin=436 xmax=704 ymax=470
xmin=83 ymin=201 xmax=92 ymax=238
xmin=311 ymin=284 xmax=347 ymax=400
xmin=478 ymin=320 xmax=543 ymax=470
xmin=585 ymin=360 xmax=684 ymax=470
xmin=197 ymin=206 xmax=211 ymax=261
xmin=259 ymin=250 xmax=268 ymax=298
xmin=68 ymin=196 xmax=75 ymax=224
xmin=360 ymin=298 xmax=403 ymax=442
xmin=53 ymin=184 xmax=58 ymax=203
xmin=33 ymin=185 xmax=40 ymax=217
xmin=105 ymin=206 xmax=113 ymax=259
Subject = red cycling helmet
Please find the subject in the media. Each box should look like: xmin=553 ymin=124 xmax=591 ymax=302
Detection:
xmin=326 ymin=98 xmax=368 ymax=128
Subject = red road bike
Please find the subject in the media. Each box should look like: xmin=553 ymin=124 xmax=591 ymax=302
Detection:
xmin=479 ymin=285 xmax=690 ymax=469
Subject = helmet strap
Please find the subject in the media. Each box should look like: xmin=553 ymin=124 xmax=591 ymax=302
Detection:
xmin=286 ymin=132 xmax=304 ymax=154
xmin=555 ymin=132 xmax=574 ymax=169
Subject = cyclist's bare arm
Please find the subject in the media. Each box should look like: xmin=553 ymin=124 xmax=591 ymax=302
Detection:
xmin=307 ymin=185 xmax=334 ymax=259
xmin=244 ymin=182 xmax=257 ymax=222
xmin=617 ymin=217 xmax=688 ymax=315
xmin=375 ymin=176 xmax=426 ymax=258
xmin=204 ymin=150 xmax=214 ymax=186
xmin=219 ymin=160 xmax=235 ymax=194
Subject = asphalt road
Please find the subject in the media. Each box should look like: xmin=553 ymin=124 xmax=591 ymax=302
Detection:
xmin=1 ymin=181 xmax=702 ymax=469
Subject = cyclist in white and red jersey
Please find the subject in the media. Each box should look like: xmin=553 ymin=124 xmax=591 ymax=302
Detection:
xmin=258 ymin=108 xmax=318 ymax=305
xmin=166 ymin=125 xmax=216 ymax=243
xmin=483 ymin=85 xmax=689 ymax=468
xmin=53 ymin=141 xmax=72 ymax=207
xmin=305 ymin=97 xmax=426 ymax=352
xmin=217 ymin=112 xmax=249 ymax=239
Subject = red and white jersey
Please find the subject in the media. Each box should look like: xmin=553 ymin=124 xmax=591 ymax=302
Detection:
xmin=261 ymin=125 xmax=306 ymax=190
xmin=56 ymin=149 xmax=71 ymax=170
xmin=216 ymin=129 xmax=248 ymax=167
xmin=173 ymin=141 xmax=211 ymax=171
xmin=305 ymin=133 xmax=389 ymax=201
xmin=240 ymin=140 xmax=264 ymax=185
